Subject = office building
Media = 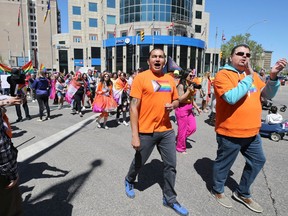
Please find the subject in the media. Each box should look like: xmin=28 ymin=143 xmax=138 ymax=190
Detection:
xmin=0 ymin=0 xmax=59 ymax=70
xmin=55 ymin=0 xmax=220 ymax=74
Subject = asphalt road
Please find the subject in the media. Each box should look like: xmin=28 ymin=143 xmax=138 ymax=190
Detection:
xmin=5 ymin=85 xmax=288 ymax=216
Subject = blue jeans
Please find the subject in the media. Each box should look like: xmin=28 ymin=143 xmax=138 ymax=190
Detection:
xmin=212 ymin=134 xmax=266 ymax=198
xmin=126 ymin=129 xmax=177 ymax=204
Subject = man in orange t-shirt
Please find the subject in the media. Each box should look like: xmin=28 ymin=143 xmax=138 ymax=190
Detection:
xmin=124 ymin=49 xmax=189 ymax=216
xmin=211 ymin=44 xmax=287 ymax=213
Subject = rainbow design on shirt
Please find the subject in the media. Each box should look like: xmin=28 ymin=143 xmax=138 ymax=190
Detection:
xmin=152 ymin=80 xmax=171 ymax=92
xmin=249 ymin=84 xmax=257 ymax=93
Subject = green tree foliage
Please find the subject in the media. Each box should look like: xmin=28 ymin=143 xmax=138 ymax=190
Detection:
xmin=221 ymin=33 xmax=264 ymax=70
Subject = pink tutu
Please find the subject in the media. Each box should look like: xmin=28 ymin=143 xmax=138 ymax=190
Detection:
xmin=92 ymin=95 xmax=117 ymax=113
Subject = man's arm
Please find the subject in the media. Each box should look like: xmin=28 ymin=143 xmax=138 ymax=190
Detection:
xmin=129 ymin=97 xmax=141 ymax=151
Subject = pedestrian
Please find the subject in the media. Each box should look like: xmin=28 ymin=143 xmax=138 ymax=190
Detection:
xmin=71 ymin=72 xmax=86 ymax=117
xmin=265 ymin=105 xmax=283 ymax=124
xmin=200 ymin=71 xmax=212 ymax=112
xmin=211 ymin=43 xmax=287 ymax=213
xmin=31 ymin=70 xmax=51 ymax=121
xmin=0 ymin=96 xmax=23 ymax=216
xmin=87 ymin=69 xmax=96 ymax=107
xmin=175 ymin=69 xmax=201 ymax=154
xmin=55 ymin=76 xmax=67 ymax=109
xmin=124 ymin=48 xmax=189 ymax=216
xmin=7 ymin=68 xmax=31 ymax=122
xmin=93 ymin=72 xmax=117 ymax=129
xmin=113 ymin=72 xmax=130 ymax=126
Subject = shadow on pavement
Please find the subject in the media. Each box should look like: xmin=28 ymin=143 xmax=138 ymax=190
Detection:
xmin=194 ymin=157 xmax=238 ymax=192
xmin=20 ymin=159 xmax=102 ymax=216
xmin=134 ymin=159 xmax=164 ymax=192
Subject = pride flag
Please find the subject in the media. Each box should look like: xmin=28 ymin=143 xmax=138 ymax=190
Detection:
xmin=44 ymin=0 xmax=51 ymax=23
xmin=21 ymin=60 xmax=34 ymax=74
xmin=39 ymin=63 xmax=46 ymax=72
xmin=0 ymin=63 xmax=12 ymax=74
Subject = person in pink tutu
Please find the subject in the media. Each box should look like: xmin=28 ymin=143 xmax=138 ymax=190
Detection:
xmin=92 ymin=72 xmax=117 ymax=129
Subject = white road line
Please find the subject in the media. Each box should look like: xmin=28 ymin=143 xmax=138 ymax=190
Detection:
xmin=18 ymin=114 xmax=99 ymax=162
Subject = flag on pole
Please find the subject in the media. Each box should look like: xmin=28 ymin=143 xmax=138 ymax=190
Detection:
xmin=222 ymin=32 xmax=226 ymax=42
xmin=39 ymin=63 xmax=46 ymax=72
xmin=148 ymin=22 xmax=154 ymax=28
xmin=17 ymin=5 xmax=21 ymax=26
xmin=113 ymin=24 xmax=117 ymax=38
xmin=166 ymin=22 xmax=174 ymax=29
xmin=0 ymin=64 xmax=12 ymax=74
xmin=21 ymin=60 xmax=34 ymax=74
xmin=44 ymin=0 xmax=51 ymax=23
xmin=201 ymin=25 xmax=207 ymax=36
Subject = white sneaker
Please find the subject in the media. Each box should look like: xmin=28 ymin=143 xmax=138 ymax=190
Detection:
xmin=79 ymin=112 xmax=83 ymax=117
xmin=117 ymin=120 xmax=121 ymax=124
xmin=123 ymin=121 xmax=129 ymax=126
xmin=104 ymin=125 xmax=109 ymax=130
xmin=96 ymin=121 xmax=101 ymax=128
xmin=81 ymin=106 xmax=86 ymax=111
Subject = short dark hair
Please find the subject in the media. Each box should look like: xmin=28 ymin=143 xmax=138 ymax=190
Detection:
xmin=148 ymin=48 xmax=166 ymax=59
xmin=230 ymin=44 xmax=250 ymax=56
xmin=270 ymin=106 xmax=278 ymax=114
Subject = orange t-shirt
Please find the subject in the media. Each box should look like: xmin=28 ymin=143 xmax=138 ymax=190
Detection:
xmin=130 ymin=70 xmax=178 ymax=133
xmin=214 ymin=69 xmax=265 ymax=138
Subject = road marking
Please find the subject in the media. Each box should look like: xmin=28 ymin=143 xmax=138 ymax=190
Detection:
xmin=18 ymin=114 xmax=99 ymax=162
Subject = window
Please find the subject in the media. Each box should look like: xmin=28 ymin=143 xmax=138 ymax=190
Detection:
xmin=196 ymin=0 xmax=203 ymax=5
xmin=89 ymin=34 xmax=98 ymax=41
xmin=107 ymin=32 xmax=114 ymax=39
xmin=73 ymin=36 xmax=82 ymax=43
xmin=153 ymin=29 xmax=161 ymax=35
xmin=72 ymin=6 xmax=81 ymax=15
xmin=73 ymin=21 xmax=81 ymax=30
xmin=89 ymin=18 xmax=98 ymax=28
xmin=121 ymin=32 xmax=127 ymax=37
xmin=195 ymin=25 xmax=201 ymax=33
xmin=107 ymin=0 xmax=115 ymax=8
xmin=59 ymin=41 xmax=66 ymax=44
xmin=195 ymin=11 xmax=202 ymax=19
xmin=107 ymin=15 xmax=116 ymax=25
xmin=89 ymin=2 xmax=97 ymax=12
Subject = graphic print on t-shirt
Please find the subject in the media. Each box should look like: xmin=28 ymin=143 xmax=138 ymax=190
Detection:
xmin=151 ymin=80 xmax=171 ymax=92
xmin=249 ymin=83 xmax=257 ymax=93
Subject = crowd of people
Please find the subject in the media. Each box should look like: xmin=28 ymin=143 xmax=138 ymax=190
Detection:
xmin=0 ymin=45 xmax=287 ymax=216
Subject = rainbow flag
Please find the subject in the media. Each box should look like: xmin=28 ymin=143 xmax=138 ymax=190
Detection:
xmin=21 ymin=60 xmax=34 ymax=74
xmin=0 ymin=63 xmax=12 ymax=74
xmin=39 ymin=63 xmax=46 ymax=72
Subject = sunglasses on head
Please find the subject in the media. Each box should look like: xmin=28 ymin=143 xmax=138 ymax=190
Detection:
xmin=235 ymin=52 xmax=251 ymax=58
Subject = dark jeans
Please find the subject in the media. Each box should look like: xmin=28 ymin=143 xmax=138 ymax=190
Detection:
xmin=212 ymin=134 xmax=266 ymax=198
xmin=36 ymin=94 xmax=50 ymax=120
xmin=126 ymin=129 xmax=177 ymax=204
xmin=0 ymin=176 xmax=22 ymax=216
xmin=73 ymin=93 xmax=84 ymax=112
xmin=15 ymin=101 xmax=30 ymax=119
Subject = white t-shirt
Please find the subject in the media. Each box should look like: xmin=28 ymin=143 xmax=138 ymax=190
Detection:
xmin=265 ymin=113 xmax=283 ymax=124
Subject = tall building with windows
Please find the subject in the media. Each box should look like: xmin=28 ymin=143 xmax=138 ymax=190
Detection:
xmin=0 ymin=0 xmax=59 ymax=70
xmin=55 ymin=0 xmax=217 ymax=74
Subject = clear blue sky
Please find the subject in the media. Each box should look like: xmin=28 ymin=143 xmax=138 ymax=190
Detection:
xmin=58 ymin=0 xmax=287 ymax=65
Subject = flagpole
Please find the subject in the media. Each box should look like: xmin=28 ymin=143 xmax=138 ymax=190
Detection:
xmin=20 ymin=0 xmax=26 ymax=64
xmin=212 ymin=27 xmax=218 ymax=76
xmin=152 ymin=19 xmax=155 ymax=47
xmin=49 ymin=2 xmax=53 ymax=71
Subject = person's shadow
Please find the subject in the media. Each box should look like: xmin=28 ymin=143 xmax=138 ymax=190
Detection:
xmin=134 ymin=159 xmax=164 ymax=192
xmin=19 ymin=162 xmax=70 ymax=185
xmin=20 ymin=159 xmax=102 ymax=216
xmin=194 ymin=157 xmax=238 ymax=192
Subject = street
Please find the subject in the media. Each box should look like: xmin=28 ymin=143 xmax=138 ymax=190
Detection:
xmin=6 ymin=85 xmax=288 ymax=216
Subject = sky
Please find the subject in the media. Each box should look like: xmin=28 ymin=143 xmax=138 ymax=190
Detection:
xmin=57 ymin=0 xmax=287 ymax=65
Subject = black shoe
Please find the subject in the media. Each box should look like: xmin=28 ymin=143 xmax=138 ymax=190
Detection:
xmin=26 ymin=115 xmax=32 ymax=120
xmin=16 ymin=118 xmax=23 ymax=122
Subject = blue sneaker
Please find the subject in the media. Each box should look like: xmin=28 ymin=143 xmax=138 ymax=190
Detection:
xmin=125 ymin=179 xmax=135 ymax=198
xmin=163 ymin=198 xmax=189 ymax=216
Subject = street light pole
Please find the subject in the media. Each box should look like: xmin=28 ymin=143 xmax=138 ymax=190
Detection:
xmin=3 ymin=29 xmax=11 ymax=65
xmin=245 ymin=19 xmax=267 ymax=43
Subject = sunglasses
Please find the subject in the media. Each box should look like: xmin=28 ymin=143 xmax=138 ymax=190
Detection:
xmin=104 ymin=75 xmax=109 ymax=78
xmin=235 ymin=52 xmax=251 ymax=58
xmin=189 ymin=74 xmax=195 ymax=78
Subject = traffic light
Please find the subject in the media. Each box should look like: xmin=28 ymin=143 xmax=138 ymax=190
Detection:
xmin=220 ymin=51 xmax=223 ymax=59
xmin=140 ymin=30 xmax=145 ymax=41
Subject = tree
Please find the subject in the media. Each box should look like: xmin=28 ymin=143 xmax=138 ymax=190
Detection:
xmin=221 ymin=33 xmax=264 ymax=70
